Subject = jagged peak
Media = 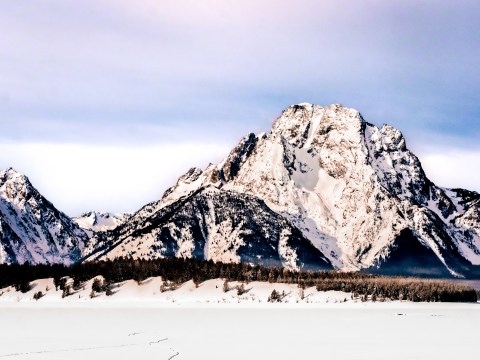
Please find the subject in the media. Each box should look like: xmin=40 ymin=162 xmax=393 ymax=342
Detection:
xmin=270 ymin=103 xmax=365 ymax=149
xmin=218 ymin=132 xmax=261 ymax=182
xmin=178 ymin=167 xmax=203 ymax=184
xmin=279 ymin=103 xmax=359 ymax=118
xmin=378 ymin=123 xmax=407 ymax=151
xmin=3 ymin=166 xmax=17 ymax=173
xmin=73 ymin=211 xmax=131 ymax=231
xmin=78 ymin=211 xmax=95 ymax=217
xmin=76 ymin=211 xmax=126 ymax=219
xmin=0 ymin=167 xmax=34 ymax=199
xmin=0 ymin=167 xmax=27 ymax=181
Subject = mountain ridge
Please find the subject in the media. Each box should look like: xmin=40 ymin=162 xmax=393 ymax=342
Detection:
xmin=1 ymin=103 xmax=480 ymax=277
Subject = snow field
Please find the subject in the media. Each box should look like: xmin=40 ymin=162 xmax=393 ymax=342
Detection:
xmin=0 ymin=305 xmax=479 ymax=359
xmin=1 ymin=276 xmax=479 ymax=359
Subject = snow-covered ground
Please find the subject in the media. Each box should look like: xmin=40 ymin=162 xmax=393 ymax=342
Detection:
xmin=1 ymin=277 xmax=479 ymax=359
xmin=0 ymin=303 xmax=479 ymax=359
xmin=0 ymin=277 xmax=355 ymax=305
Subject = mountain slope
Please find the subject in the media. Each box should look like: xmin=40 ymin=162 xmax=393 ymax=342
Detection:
xmin=96 ymin=103 xmax=480 ymax=277
xmin=0 ymin=168 xmax=90 ymax=265
xmin=88 ymin=186 xmax=333 ymax=271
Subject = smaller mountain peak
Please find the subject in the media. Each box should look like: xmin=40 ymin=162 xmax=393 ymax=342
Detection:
xmin=0 ymin=167 xmax=29 ymax=186
xmin=179 ymin=167 xmax=203 ymax=184
xmin=219 ymin=132 xmax=260 ymax=182
xmin=2 ymin=167 xmax=20 ymax=177
xmin=379 ymin=123 xmax=407 ymax=151
xmin=73 ymin=211 xmax=131 ymax=232
xmin=80 ymin=211 xmax=97 ymax=220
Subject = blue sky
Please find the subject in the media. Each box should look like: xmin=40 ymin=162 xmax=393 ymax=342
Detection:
xmin=1 ymin=1 xmax=479 ymax=215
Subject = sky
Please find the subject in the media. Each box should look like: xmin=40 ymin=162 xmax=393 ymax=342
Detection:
xmin=1 ymin=0 xmax=479 ymax=216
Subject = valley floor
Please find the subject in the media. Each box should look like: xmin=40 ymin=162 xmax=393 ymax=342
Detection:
xmin=0 ymin=304 xmax=478 ymax=360
xmin=1 ymin=277 xmax=479 ymax=359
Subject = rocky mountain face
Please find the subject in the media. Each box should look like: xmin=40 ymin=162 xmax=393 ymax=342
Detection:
xmin=90 ymin=103 xmax=480 ymax=277
xmin=0 ymin=168 xmax=91 ymax=265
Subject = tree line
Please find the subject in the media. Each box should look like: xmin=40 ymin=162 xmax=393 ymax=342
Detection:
xmin=0 ymin=257 xmax=476 ymax=302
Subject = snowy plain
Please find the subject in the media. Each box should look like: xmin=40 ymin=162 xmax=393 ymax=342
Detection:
xmin=1 ymin=278 xmax=479 ymax=359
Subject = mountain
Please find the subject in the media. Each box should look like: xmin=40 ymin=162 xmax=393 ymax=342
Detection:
xmin=0 ymin=168 xmax=91 ymax=265
xmin=2 ymin=103 xmax=480 ymax=277
xmin=89 ymin=103 xmax=480 ymax=277
xmin=88 ymin=186 xmax=333 ymax=270
xmin=73 ymin=211 xmax=131 ymax=234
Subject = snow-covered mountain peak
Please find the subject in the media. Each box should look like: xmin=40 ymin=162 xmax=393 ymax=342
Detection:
xmin=161 ymin=166 xmax=212 ymax=206
xmin=1 ymin=167 xmax=19 ymax=178
xmin=179 ymin=167 xmax=203 ymax=184
xmin=1 ymin=167 xmax=28 ymax=186
xmin=0 ymin=168 xmax=90 ymax=265
xmin=0 ymin=168 xmax=38 ymax=210
xmin=270 ymin=103 xmax=364 ymax=151
xmin=218 ymin=132 xmax=263 ymax=182
xmin=73 ymin=211 xmax=131 ymax=232
xmin=378 ymin=123 xmax=407 ymax=151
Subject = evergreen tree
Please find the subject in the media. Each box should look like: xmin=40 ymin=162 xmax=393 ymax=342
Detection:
xmin=62 ymin=285 xmax=71 ymax=298
xmin=33 ymin=291 xmax=43 ymax=300
xmin=223 ymin=279 xmax=230 ymax=293
xmin=92 ymin=278 xmax=103 ymax=293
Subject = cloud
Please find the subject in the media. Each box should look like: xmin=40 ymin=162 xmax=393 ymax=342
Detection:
xmin=0 ymin=0 xmax=479 ymax=211
xmin=0 ymin=141 xmax=233 ymax=215
xmin=1 ymin=0 xmax=479 ymax=145
xmin=419 ymin=150 xmax=480 ymax=192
